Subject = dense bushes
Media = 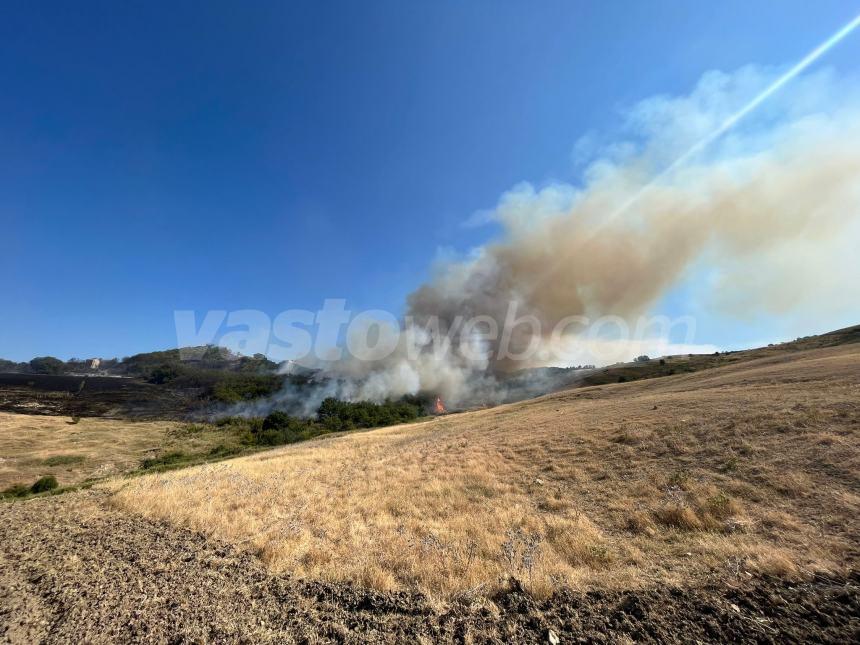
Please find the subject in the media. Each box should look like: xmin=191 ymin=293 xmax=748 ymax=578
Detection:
xmin=317 ymin=397 xmax=422 ymax=431
xmin=142 ymin=363 xmax=282 ymax=402
xmin=0 ymin=358 xmax=22 ymax=372
xmin=255 ymin=412 xmax=323 ymax=446
xmin=147 ymin=364 xmax=180 ymax=384
xmin=133 ymin=396 xmax=427 ymax=472
xmin=214 ymin=396 xmax=425 ymax=450
xmin=210 ymin=373 xmax=283 ymax=403
xmin=29 ymin=356 xmax=65 ymax=374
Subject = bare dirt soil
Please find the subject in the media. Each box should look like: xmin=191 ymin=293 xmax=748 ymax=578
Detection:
xmin=1 ymin=490 xmax=857 ymax=644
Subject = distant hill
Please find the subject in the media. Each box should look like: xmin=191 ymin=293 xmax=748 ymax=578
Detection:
xmin=0 ymin=346 xmax=291 ymax=419
xmin=1 ymin=325 xmax=857 ymax=419
xmin=0 ymin=345 xmax=279 ymax=378
xmin=496 ymin=323 xmax=860 ymax=402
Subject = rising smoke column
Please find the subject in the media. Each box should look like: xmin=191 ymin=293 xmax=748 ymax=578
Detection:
xmin=217 ymin=64 xmax=860 ymax=417
xmin=313 ymin=66 xmax=860 ymax=408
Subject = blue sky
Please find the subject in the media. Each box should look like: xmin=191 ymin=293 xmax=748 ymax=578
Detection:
xmin=2 ymin=1 xmax=859 ymax=362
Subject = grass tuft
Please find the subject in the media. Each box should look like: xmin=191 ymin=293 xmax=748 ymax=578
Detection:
xmin=43 ymin=454 xmax=85 ymax=466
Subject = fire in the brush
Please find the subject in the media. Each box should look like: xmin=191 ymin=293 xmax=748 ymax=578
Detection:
xmin=434 ymin=396 xmax=446 ymax=414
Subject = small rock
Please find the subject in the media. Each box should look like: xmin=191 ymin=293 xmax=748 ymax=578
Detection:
xmin=534 ymin=478 xmax=545 ymax=486
xmin=548 ymin=628 xmax=560 ymax=644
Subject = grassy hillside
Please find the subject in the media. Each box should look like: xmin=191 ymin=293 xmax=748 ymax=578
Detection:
xmin=522 ymin=323 xmax=860 ymax=392
xmin=111 ymin=342 xmax=860 ymax=600
xmin=0 ymin=413 xmax=242 ymax=492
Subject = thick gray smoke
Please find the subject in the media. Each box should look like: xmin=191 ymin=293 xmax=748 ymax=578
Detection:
xmin=245 ymin=66 xmax=860 ymax=414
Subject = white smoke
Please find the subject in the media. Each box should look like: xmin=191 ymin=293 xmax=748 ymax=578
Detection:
xmin=253 ymin=65 xmax=860 ymax=413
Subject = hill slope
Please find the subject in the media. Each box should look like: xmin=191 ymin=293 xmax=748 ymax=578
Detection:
xmin=114 ymin=343 xmax=860 ymax=598
xmin=2 ymin=342 xmax=859 ymax=642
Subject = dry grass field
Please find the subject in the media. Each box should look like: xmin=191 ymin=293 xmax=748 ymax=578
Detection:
xmin=111 ymin=343 xmax=860 ymax=601
xmin=0 ymin=413 xmax=232 ymax=490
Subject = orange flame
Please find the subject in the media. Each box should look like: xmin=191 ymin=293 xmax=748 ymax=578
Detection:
xmin=434 ymin=396 xmax=446 ymax=414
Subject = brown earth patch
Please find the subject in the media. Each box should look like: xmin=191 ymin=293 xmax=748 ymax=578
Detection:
xmin=1 ymin=491 xmax=858 ymax=643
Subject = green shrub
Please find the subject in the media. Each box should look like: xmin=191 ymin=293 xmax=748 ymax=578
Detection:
xmin=253 ymin=411 xmax=312 ymax=446
xmin=210 ymin=396 xmax=424 ymax=452
xmin=262 ymin=410 xmax=293 ymax=431
xmin=211 ymin=374 xmax=282 ymax=403
xmin=2 ymin=483 xmax=31 ymax=498
xmin=148 ymin=364 xmax=179 ymax=384
xmin=317 ymin=397 xmax=421 ymax=431
xmin=208 ymin=443 xmax=243 ymax=458
xmin=30 ymin=475 xmax=59 ymax=493
xmin=29 ymin=356 xmax=65 ymax=375
xmin=43 ymin=454 xmax=85 ymax=466
xmin=141 ymin=451 xmax=188 ymax=470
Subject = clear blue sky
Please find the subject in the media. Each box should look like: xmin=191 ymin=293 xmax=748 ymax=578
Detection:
xmin=2 ymin=1 xmax=859 ymax=361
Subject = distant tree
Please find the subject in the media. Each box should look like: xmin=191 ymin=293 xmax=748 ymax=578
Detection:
xmin=0 ymin=358 xmax=22 ymax=373
xmin=262 ymin=410 xmax=292 ymax=431
xmin=148 ymin=364 xmax=179 ymax=384
xmin=29 ymin=356 xmax=65 ymax=375
xmin=316 ymin=396 xmax=420 ymax=431
xmin=634 ymin=355 xmax=650 ymax=363
xmin=317 ymin=397 xmax=346 ymax=423
xmin=211 ymin=373 xmax=281 ymax=402
xmin=202 ymin=345 xmax=231 ymax=362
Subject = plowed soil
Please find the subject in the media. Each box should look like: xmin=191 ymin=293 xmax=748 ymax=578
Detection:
xmin=1 ymin=491 xmax=857 ymax=644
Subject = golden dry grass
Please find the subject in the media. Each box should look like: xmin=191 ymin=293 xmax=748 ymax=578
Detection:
xmin=0 ymin=413 xmax=225 ymax=489
xmin=111 ymin=345 xmax=860 ymax=600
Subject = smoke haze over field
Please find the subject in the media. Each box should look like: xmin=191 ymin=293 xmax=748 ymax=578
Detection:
xmin=260 ymin=65 xmax=860 ymax=412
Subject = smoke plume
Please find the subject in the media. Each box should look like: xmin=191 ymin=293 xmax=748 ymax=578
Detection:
xmin=256 ymin=65 xmax=860 ymax=413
